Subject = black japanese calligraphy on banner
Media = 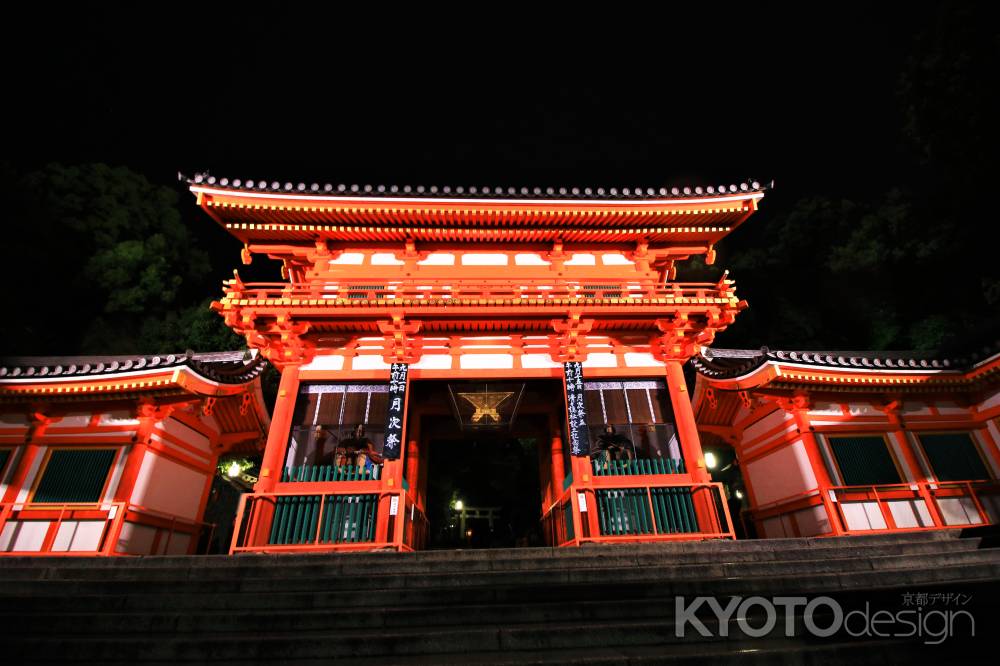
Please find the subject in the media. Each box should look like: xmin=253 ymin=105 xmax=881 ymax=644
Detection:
xmin=563 ymin=362 xmax=590 ymax=456
xmin=383 ymin=363 xmax=408 ymax=460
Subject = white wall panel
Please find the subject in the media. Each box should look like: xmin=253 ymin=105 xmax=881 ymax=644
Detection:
xmin=129 ymin=453 xmax=207 ymax=521
xmin=745 ymin=440 xmax=818 ymax=505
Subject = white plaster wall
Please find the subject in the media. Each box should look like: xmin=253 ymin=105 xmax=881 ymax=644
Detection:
xmin=887 ymin=499 xmax=933 ymax=528
xmin=514 ymin=253 xmax=549 ymax=265
xmin=742 ymin=410 xmax=794 ymax=447
xmin=118 ymin=522 xmax=157 ymax=555
xmin=846 ymin=403 xmax=881 ymax=417
xmin=581 ymin=353 xmax=618 ymax=368
xmin=520 ymin=354 xmax=561 ymax=369
xmin=459 ymin=354 xmax=514 ymax=370
xmin=417 ymin=253 xmax=455 ymax=265
xmin=887 ymin=437 xmax=916 ymax=481
xmin=745 ymin=439 xmax=818 ymax=505
xmin=98 ymin=411 xmax=140 ymax=426
xmin=163 ymin=533 xmax=192 ymax=555
xmin=623 ymin=353 xmax=665 ymax=368
xmin=101 ymin=446 xmax=129 ymax=502
xmin=761 ymin=516 xmax=786 ymax=539
xmin=0 ymin=412 xmax=28 ymax=428
xmin=461 ymin=253 xmax=508 ymax=266
xmin=807 ymin=402 xmax=843 ymax=417
xmin=411 ymin=355 xmax=453 ymax=370
xmin=129 ymin=453 xmax=206 ymax=521
xmin=902 ymin=401 xmax=933 ymax=416
xmin=840 ymin=501 xmax=888 ymax=531
xmin=0 ymin=520 xmax=49 ymax=552
xmin=52 ymin=520 xmax=106 ymax=552
xmin=301 ymin=355 xmax=346 ymax=371
xmin=370 ymin=253 xmax=404 ymax=265
xmin=46 ymin=413 xmax=92 ymax=429
xmin=791 ymin=505 xmax=831 ymax=537
xmin=329 ymin=252 xmax=364 ymax=265
xmin=158 ymin=417 xmax=211 ymax=453
xmin=937 ymin=497 xmax=984 ymax=525
xmin=351 ymin=355 xmax=391 ymax=371
xmin=977 ymin=389 xmax=1000 ymax=412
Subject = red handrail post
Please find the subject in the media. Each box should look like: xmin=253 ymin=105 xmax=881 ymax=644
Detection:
xmin=964 ymin=481 xmax=990 ymax=525
xmin=105 ymin=502 xmax=128 ymax=556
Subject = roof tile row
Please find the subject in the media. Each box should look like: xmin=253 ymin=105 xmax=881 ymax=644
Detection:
xmin=691 ymin=343 xmax=1000 ymax=380
xmin=182 ymin=172 xmax=769 ymax=201
xmin=0 ymin=350 xmax=268 ymax=385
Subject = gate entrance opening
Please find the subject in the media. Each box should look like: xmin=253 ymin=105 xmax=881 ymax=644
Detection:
xmin=405 ymin=379 xmax=567 ymax=549
xmin=425 ymin=433 xmax=542 ymax=548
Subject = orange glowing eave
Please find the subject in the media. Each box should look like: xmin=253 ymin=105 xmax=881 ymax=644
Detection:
xmin=0 ymin=367 xmax=253 ymax=400
xmin=191 ymin=186 xmax=764 ymax=243
xmin=699 ymin=353 xmax=1000 ymax=394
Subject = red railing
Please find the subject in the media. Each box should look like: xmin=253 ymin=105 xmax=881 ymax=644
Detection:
xmin=0 ymin=502 xmax=215 ymax=556
xmin=220 ymin=277 xmax=738 ymax=305
xmin=542 ymin=479 xmax=735 ymax=547
xmin=230 ymin=488 xmax=428 ymax=554
xmin=541 ymin=486 xmax=578 ymax=547
xmin=830 ymin=480 xmax=1000 ymax=533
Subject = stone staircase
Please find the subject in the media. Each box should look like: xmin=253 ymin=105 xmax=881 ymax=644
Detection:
xmin=1 ymin=530 xmax=999 ymax=664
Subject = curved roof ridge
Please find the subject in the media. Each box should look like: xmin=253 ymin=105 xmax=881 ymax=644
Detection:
xmin=0 ymin=349 xmax=267 ymax=385
xmin=692 ymin=341 xmax=1000 ymax=380
xmin=180 ymin=171 xmax=771 ymax=201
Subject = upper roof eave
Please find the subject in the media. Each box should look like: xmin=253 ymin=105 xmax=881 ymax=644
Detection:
xmin=182 ymin=172 xmax=770 ymax=204
xmin=0 ymin=350 xmax=268 ymax=387
xmin=690 ymin=344 xmax=1000 ymax=388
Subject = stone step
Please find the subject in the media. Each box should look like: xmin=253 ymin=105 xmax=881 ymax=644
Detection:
xmin=0 ymin=529 xmax=965 ymax=571
xmin=0 ymin=538 xmax=981 ymax=582
xmin=4 ymin=561 xmax=998 ymax=613
xmin=3 ymin=548 xmax=997 ymax=598
xmin=0 ymin=609 xmax=946 ymax=662
xmin=6 ymin=577 xmax=998 ymax=637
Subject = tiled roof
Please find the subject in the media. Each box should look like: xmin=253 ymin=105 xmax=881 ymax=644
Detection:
xmin=0 ymin=350 xmax=268 ymax=385
xmin=691 ymin=343 xmax=1000 ymax=380
xmin=181 ymin=172 xmax=770 ymax=201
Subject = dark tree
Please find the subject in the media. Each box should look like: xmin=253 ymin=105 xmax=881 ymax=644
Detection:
xmin=0 ymin=163 xmax=240 ymax=355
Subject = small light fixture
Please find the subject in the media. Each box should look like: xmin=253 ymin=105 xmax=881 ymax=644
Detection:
xmin=226 ymin=461 xmax=242 ymax=478
xmin=735 ymin=489 xmax=744 ymax=500
xmin=704 ymin=452 xmax=718 ymax=470
xmin=465 ymin=529 xmax=473 ymax=538
xmin=454 ymin=499 xmax=464 ymax=511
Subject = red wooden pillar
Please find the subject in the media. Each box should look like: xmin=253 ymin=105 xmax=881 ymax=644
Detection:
xmin=113 ymin=402 xmax=159 ymax=504
xmin=244 ymin=365 xmax=300 ymax=550
xmin=571 ymin=455 xmax=600 ymax=539
xmin=885 ymin=415 xmax=945 ymax=528
xmin=665 ymin=361 xmax=709 ymax=483
xmin=665 ymin=361 xmax=720 ymax=533
xmin=537 ymin=430 xmax=554 ymax=508
xmin=549 ymin=429 xmax=566 ymax=497
xmin=792 ymin=409 xmax=846 ymax=536
xmin=256 ymin=365 xmax=300 ymax=493
xmin=974 ymin=425 xmax=1000 ymax=478
xmin=2 ymin=412 xmax=55 ymax=504
xmin=404 ymin=410 xmax=422 ymax=503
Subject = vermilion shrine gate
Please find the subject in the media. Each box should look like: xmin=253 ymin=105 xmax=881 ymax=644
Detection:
xmin=186 ymin=175 xmax=767 ymax=552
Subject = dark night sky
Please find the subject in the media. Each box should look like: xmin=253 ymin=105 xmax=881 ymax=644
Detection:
xmin=6 ymin=4 xmax=995 ymax=354
xmin=8 ymin=6 xmax=918 ymax=194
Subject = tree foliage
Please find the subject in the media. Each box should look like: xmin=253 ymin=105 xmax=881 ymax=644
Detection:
xmin=0 ymin=163 xmax=239 ymax=355
xmin=712 ymin=8 xmax=1000 ymax=353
